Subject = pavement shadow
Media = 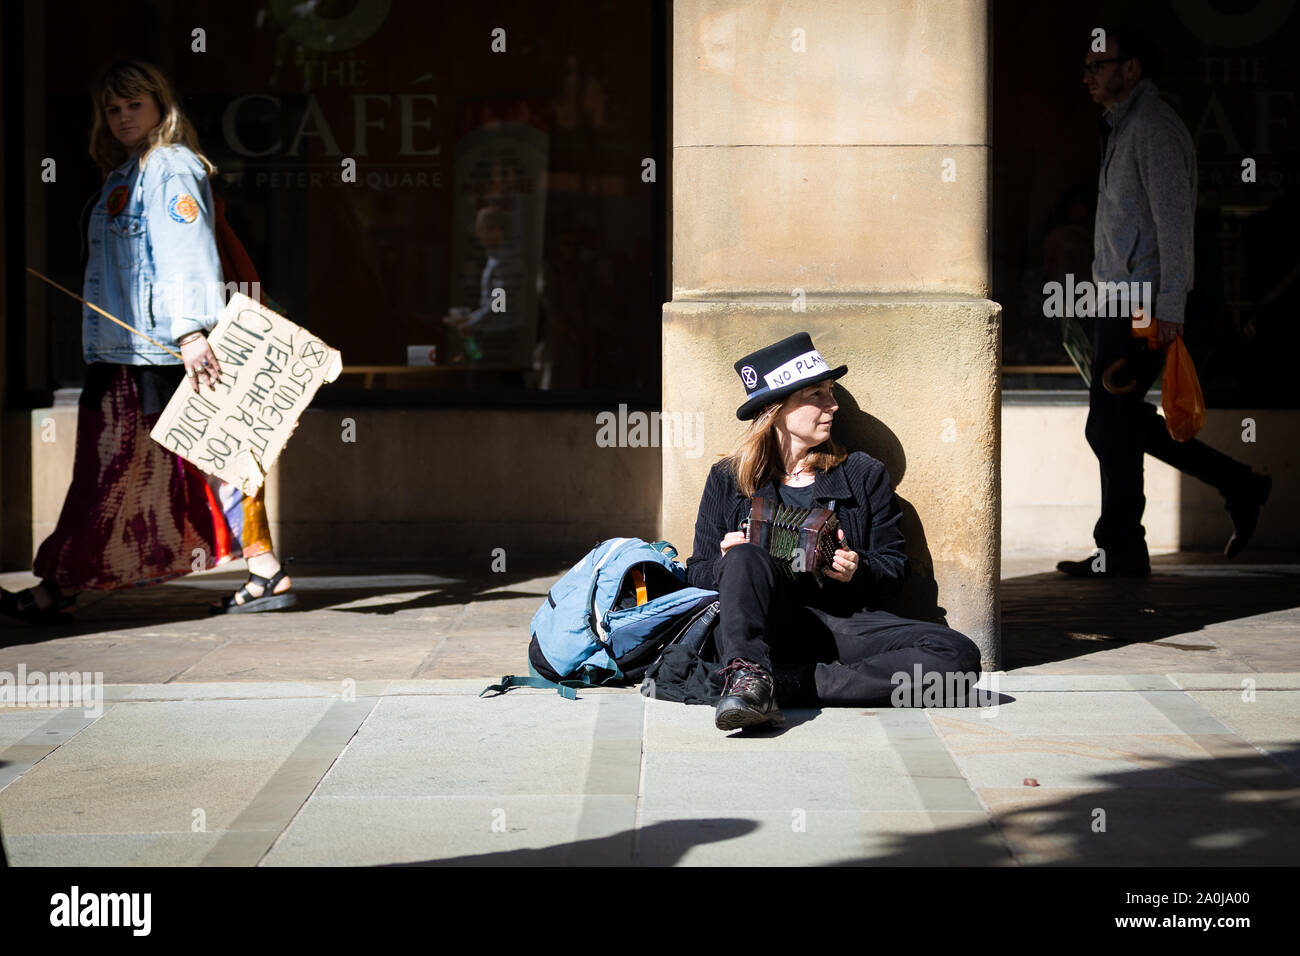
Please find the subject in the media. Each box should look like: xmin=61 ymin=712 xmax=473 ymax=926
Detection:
xmin=715 ymin=707 xmax=823 ymax=736
xmin=1001 ymin=562 xmax=1300 ymax=670
xmin=822 ymin=744 xmax=1300 ymax=866
xmin=386 ymin=817 xmax=759 ymax=866
xmin=388 ymin=746 xmax=1300 ymax=866
xmin=0 ymin=563 xmax=562 ymax=645
xmin=325 ymin=574 xmax=557 ymax=617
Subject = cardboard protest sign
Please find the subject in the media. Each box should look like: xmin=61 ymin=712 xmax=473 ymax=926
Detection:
xmin=150 ymin=293 xmax=342 ymax=494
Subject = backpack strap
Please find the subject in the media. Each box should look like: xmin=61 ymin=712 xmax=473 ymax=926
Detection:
xmin=648 ymin=540 xmax=679 ymax=560
xmin=479 ymin=674 xmax=577 ymax=699
xmin=480 ymin=660 xmax=625 ymax=700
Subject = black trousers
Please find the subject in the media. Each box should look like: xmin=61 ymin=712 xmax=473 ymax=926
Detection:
xmin=713 ymin=544 xmax=983 ymax=706
xmin=1085 ymin=318 xmax=1251 ymax=563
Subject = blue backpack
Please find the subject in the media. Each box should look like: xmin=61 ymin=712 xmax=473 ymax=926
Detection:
xmin=481 ymin=537 xmax=719 ymax=699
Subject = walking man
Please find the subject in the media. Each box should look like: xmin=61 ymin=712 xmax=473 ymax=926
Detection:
xmin=1059 ymin=26 xmax=1271 ymax=578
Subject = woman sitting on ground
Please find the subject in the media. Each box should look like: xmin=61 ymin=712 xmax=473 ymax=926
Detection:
xmin=685 ymin=332 xmax=982 ymax=731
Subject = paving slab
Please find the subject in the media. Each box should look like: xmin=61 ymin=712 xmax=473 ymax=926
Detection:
xmin=1171 ymin=672 xmax=1300 ymax=690
xmin=100 ymin=680 xmax=392 ymax=702
xmin=0 ymin=698 xmax=336 ymax=836
xmin=0 ymin=708 xmax=91 ymax=745
xmin=640 ymin=750 xmax=928 ymax=813
xmin=4 ymin=831 xmax=226 ymax=867
xmin=267 ymin=795 xmax=584 ymax=866
xmin=1182 ymin=689 xmax=1300 ymax=780
xmin=416 ymin=634 xmax=531 ymax=678
xmin=170 ymin=629 xmax=434 ymax=682
xmin=1184 ymin=689 xmax=1300 ymax=746
xmin=307 ymin=695 xmax=605 ymax=798
xmin=942 ymin=731 xmax=1277 ymax=790
xmin=0 ymin=633 xmax=227 ymax=685
xmin=644 ymin=698 xmax=896 ymax=752
xmin=931 ymin=689 xmax=1206 ymax=737
xmin=0 ymin=708 xmax=103 ymax=790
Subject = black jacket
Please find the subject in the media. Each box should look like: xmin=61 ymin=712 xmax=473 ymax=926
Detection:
xmin=684 ymin=451 xmax=910 ymax=616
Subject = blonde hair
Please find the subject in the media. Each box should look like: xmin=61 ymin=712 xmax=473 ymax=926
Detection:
xmin=723 ymin=387 xmax=847 ymax=497
xmin=89 ymin=60 xmax=216 ymax=177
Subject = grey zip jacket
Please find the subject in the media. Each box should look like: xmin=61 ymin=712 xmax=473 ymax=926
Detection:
xmin=1092 ymin=77 xmax=1197 ymax=324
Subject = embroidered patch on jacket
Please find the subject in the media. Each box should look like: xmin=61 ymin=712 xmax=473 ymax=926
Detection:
xmin=106 ymin=185 xmax=129 ymax=217
xmin=167 ymin=193 xmax=199 ymax=224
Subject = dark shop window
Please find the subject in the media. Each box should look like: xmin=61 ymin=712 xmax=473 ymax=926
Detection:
xmin=993 ymin=0 xmax=1300 ymax=407
xmin=17 ymin=0 xmax=667 ymax=405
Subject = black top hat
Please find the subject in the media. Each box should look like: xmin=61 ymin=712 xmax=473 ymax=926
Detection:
xmin=733 ymin=332 xmax=849 ymax=420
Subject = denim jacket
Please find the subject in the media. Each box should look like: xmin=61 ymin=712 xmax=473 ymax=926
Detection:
xmin=82 ymin=144 xmax=224 ymax=364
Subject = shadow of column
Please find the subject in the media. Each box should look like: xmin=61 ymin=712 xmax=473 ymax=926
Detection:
xmin=1 ymin=413 xmax=33 ymax=572
xmin=831 ymin=390 xmax=947 ymax=625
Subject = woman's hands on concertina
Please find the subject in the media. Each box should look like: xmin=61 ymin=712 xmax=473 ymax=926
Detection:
xmin=721 ymin=528 xmax=860 ymax=582
xmin=822 ymin=528 xmax=859 ymax=583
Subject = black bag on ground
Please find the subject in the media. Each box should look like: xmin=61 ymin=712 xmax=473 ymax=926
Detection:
xmin=638 ymin=599 xmax=726 ymax=705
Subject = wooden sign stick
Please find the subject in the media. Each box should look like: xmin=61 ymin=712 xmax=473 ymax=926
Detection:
xmin=26 ymin=266 xmax=183 ymax=360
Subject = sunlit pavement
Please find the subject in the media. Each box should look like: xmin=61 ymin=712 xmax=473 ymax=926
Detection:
xmin=1 ymin=552 xmax=1297 ymax=865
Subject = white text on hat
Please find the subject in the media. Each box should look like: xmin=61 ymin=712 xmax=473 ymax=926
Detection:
xmin=763 ymin=350 xmax=828 ymax=390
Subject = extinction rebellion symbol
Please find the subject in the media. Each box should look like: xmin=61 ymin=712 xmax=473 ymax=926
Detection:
xmin=299 ymin=339 xmax=328 ymax=368
xmin=740 ymin=365 xmax=758 ymax=389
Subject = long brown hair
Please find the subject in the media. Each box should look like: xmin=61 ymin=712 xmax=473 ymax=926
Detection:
xmin=723 ymin=389 xmax=848 ymax=497
xmin=89 ymin=60 xmax=216 ymax=177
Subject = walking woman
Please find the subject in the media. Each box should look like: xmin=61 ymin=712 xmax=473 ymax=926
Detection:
xmin=685 ymin=332 xmax=982 ymax=730
xmin=0 ymin=60 xmax=294 ymax=623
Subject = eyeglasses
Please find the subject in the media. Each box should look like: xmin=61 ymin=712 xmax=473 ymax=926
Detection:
xmin=1083 ymin=57 xmax=1129 ymax=76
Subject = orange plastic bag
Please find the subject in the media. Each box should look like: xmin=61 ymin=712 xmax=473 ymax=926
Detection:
xmin=1133 ymin=317 xmax=1206 ymax=441
xmin=1162 ymin=336 xmax=1206 ymax=440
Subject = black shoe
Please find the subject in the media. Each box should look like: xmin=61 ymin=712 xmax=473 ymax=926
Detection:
xmin=0 ymin=581 xmax=75 ymax=625
xmin=714 ymin=659 xmax=783 ymax=730
xmin=210 ymin=558 xmax=298 ymax=614
xmin=1056 ymin=554 xmax=1150 ymax=578
xmin=1224 ymin=473 xmax=1271 ymax=559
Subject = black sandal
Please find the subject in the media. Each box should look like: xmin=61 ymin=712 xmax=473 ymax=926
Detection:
xmin=210 ymin=558 xmax=298 ymax=615
xmin=0 ymin=581 xmax=76 ymax=625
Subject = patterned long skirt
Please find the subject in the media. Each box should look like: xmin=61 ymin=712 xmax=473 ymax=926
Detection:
xmin=32 ymin=363 xmax=273 ymax=591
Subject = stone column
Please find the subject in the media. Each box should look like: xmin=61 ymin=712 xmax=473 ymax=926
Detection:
xmin=663 ymin=0 xmax=1002 ymax=667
